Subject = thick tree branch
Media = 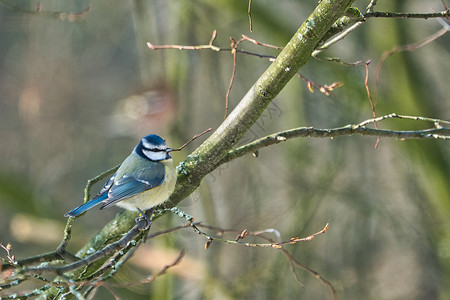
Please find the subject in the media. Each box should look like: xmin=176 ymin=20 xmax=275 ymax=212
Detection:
xmin=168 ymin=0 xmax=355 ymax=205
xmin=20 ymin=223 xmax=144 ymax=276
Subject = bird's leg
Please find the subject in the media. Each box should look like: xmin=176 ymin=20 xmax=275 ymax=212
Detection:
xmin=136 ymin=207 xmax=154 ymax=230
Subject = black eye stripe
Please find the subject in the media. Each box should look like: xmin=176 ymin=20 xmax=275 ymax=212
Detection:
xmin=143 ymin=147 xmax=165 ymax=152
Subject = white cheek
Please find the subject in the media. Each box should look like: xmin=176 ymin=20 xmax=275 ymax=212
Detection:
xmin=143 ymin=149 xmax=166 ymax=161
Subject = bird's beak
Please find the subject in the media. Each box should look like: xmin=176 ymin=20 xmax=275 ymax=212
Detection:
xmin=166 ymin=148 xmax=173 ymax=159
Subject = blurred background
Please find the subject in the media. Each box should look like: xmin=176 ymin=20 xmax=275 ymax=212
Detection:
xmin=0 ymin=0 xmax=449 ymax=299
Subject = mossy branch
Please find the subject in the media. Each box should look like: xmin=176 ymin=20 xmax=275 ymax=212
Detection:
xmin=218 ymin=113 xmax=450 ymax=166
xmin=169 ymin=0 xmax=355 ymax=204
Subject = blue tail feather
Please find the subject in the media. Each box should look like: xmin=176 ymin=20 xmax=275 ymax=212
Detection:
xmin=64 ymin=197 xmax=105 ymax=217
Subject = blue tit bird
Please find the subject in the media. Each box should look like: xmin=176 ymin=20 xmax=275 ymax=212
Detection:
xmin=64 ymin=134 xmax=177 ymax=221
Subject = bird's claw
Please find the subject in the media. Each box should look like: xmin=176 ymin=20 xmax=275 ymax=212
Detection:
xmin=136 ymin=208 xmax=153 ymax=230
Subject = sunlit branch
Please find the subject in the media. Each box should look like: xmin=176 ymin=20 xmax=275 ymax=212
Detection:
xmin=364 ymin=10 xmax=449 ymax=19
xmin=313 ymin=21 xmax=364 ymax=54
xmin=219 ymin=113 xmax=450 ymax=165
xmin=314 ymin=8 xmax=449 ymax=55
xmin=191 ymin=222 xmax=328 ymax=249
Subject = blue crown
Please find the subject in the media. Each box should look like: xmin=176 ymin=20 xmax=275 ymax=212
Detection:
xmin=142 ymin=134 xmax=166 ymax=147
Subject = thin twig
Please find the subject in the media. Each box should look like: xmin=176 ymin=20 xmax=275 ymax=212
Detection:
xmin=442 ymin=1 xmax=449 ymax=18
xmin=20 ymin=224 xmax=145 ymax=276
xmin=296 ymin=73 xmax=343 ymax=96
xmin=1 ymin=243 xmax=17 ymax=266
xmin=147 ymin=30 xmax=221 ymax=52
xmin=364 ymin=10 xmax=449 ymax=19
xmin=192 ymin=223 xmax=328 ymax=249
xmin=8 ymin=251 xmax=68 ymax=270
xmin=196 ymin=223 xmax=282 ymax=242
xmin=170 ymin=128 xmax=212 ymax=152
xmin=363 ymin=61 xmax=380 ymax=148
xmin=313 ymin=21 xmax=364 ymax=54
xmin=314 ymin=9 xmax=449 ymax=55
xmin=313 ymin=55 xmax=365 ymax=67
xmin=225 ymin=36 xmax=246 ymax=119
xmin=218 ymin=113 xmax=450 ymax=165
xmin=248 ymin=0 xmax=253 ymax=32
xmin=242 ymin=34 xmax=283 ymax=50
xmin=366 ymin=0 xmax=378 ymax=13
xmin=107 ymin=250 xmax=185 ymax=287
xmin=376 ymin=20 xmax=450 ymax=91
xmin=281 ymin=249 xmax=338 ymax=300
xmin=83 ymin=164 xmax=120 ymax=203
xmin=194 ymin=223 xmax=335 ymax=298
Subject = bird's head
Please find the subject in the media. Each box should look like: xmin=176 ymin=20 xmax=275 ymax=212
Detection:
xmin=134 ymin=134 xmax=173 ymax=161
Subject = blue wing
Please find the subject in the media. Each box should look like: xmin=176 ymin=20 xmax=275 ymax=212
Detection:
xmin=99 ymin=165 xmax=165 ymax=209
xmin=64 ymin=163 xmax=165 ymax=217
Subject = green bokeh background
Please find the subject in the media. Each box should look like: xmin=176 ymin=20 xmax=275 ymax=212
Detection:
xmin=0 ymin=0 xmax=449 ymax=299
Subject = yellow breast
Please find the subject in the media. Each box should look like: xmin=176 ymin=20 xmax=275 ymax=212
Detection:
xmin=115 ymin=159 xmax=176 ymax=211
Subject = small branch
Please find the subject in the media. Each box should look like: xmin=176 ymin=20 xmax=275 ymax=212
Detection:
xmin=191 ymin=223 xmax=328 ymax=249
xmin=147 ymin=30 xmax=221 ymax=52
xmin=376 ymin=20 xmax=450 ymax=90
xmin=364 ymin=10 xmax=450 ymax=19
xmin=248 ymin=0 xmax=253 ymax=32
xmin=225 ymin=37 xmax=243 ymax=119
xmin=147 ymin=222 xmax=193 ymax=239
xmin=55 ymin=222 xmax=78 ymax=263
xmin=170 ymin=128 xmax=212 ymax=152
xmin=314 ymin=8 xmax=449 ymax=56
xmin=107 ymin=250 xmax=185 ymax=288
xmin=193 ymin=222 xmax=335 ymax=298
xmin=313 ymin=21 xmax=364 ymax=54
xmin=363 ymin=61 xmax=381 ymax=148
xmin=442 ymin=1 xmax=449 ymax=18
xmin=356 ymin=114 xmax=450 ymax=127
xmin=219 ymin=113 xmax=450 ymax=165
xmin=20 ymin=224 xmax=145 ymax=276
xmin=191 ymin=222 xmax=335 ymax=297
xmin=281 ymin=249 xmax=337 ymax=300
xmin=196 ymin=223 xmax=282 ymax=242
xmin=313 ymin=55 xmax=365 ymax=67
xmin=12 ymin=252 xmax=60 ymax=269
xmin=296 ymin=73 xmax=343 ymax=96
xmin=148 ymin=30 xmax=343 ymax=117
xmin=1 ymin=243 xmax=17 ymax=266
xmin=241 ymin=34 xmax=283 ymax=50
xmin=364 ymin=61 xmax=377 ymax=121
xmin=366 ymin=0 xmax=378 ymax=13
xmin=84 ymin=164 xmax=120 ymax=202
